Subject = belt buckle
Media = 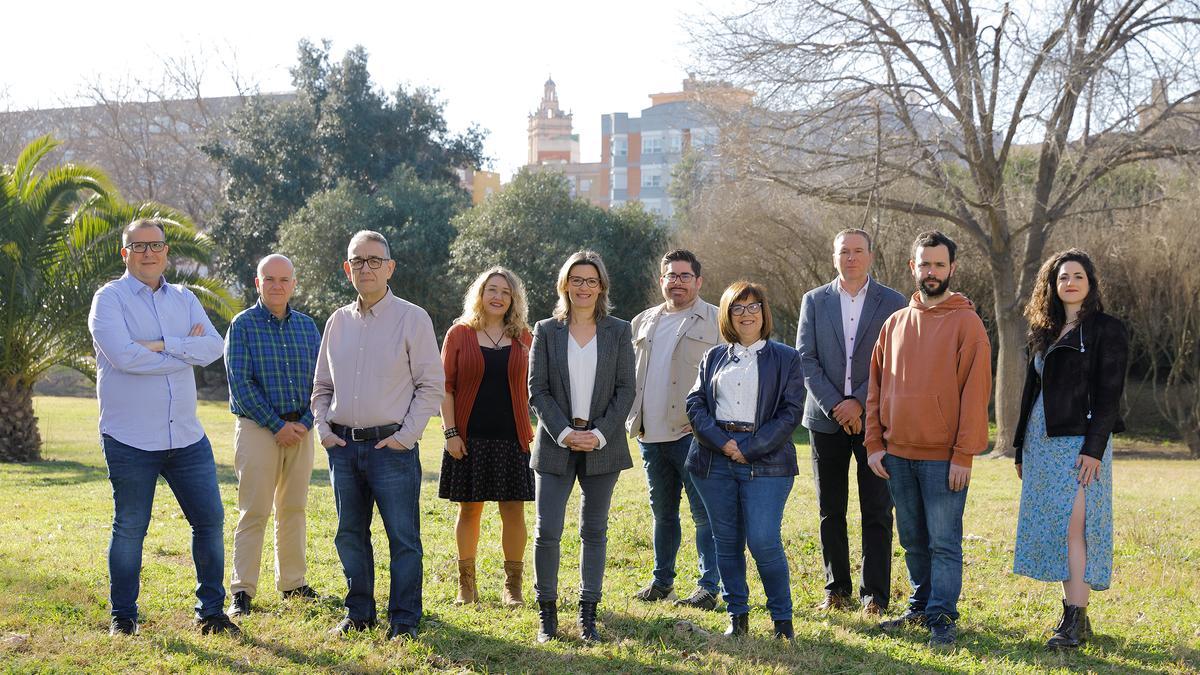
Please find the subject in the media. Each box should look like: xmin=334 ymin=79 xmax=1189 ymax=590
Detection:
xmin=351 ymin=427 xmax=366 ymax=442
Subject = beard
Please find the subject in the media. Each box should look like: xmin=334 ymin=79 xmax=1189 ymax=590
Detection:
xmin=917 ymin=274 xmax=951 ymax=298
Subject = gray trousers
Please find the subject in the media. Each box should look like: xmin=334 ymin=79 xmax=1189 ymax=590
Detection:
xmin=533 ymin=452 xmax=621 ymax=603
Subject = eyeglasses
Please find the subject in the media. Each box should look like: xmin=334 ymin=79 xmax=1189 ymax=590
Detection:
xmin=569 ymin=276 xmax=601 ymax=288
xmin=661 ymin=272 xmax=696 ymax=283
xmin=349 ymin=257 xmax=390 ymax=270
xmin=730 ymin=302 xmax=763 ymax=316
xmin=125 ymin=241 xmax=167 ymax=253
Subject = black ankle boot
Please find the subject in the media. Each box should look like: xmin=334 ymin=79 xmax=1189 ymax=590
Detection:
xmin=536 ymin=601 xmax=558 ymax=643
xmin=1047 ymin=600 xmax=1088 ymax=649
xmin=578 ymin=601 xmax=601 ymax=642
xmin=773 ymin=619 xmax=794 ymax=640
xmin=724 ymin=612 xmax=749 ymax=637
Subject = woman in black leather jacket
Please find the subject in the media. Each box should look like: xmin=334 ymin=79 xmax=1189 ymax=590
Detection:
xmin=1012 ymin=249 xmax=1128 ymax=650
xmin=685 ymin=281 xmax=805 ymax=641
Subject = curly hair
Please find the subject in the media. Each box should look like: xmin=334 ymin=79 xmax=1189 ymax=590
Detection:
xmin=455 ymin=266 xmax=530 ymax=339
xmin=1025 ymin=248 xmax=1105 ymax=354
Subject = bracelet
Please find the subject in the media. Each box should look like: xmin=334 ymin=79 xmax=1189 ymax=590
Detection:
xmin=443 ymin=427 xmax=459 ymax=439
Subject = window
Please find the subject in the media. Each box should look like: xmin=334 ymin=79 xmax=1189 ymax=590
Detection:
xmin=612 ymin=136 xmax=628 ymax=157
xmin=642 ymin=135 xmax=663 ymax=154
xmin=612 ymin=168 xmax=628 ymax=190
xmin=580 ymin=179 xmax=592 ymax=193
xmin=641 ymin=170 xmax=662 ymax=188
xmin=668 ymin=132 xmax=683 ymax=153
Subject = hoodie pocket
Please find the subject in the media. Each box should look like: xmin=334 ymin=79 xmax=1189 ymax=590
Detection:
xmin=885 ymin=395 xmax=953 ymax=448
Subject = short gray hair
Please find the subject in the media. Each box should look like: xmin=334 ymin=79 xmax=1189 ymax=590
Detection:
xmin=256 ymin=254 xmax=295 ymax=278
xmin=347 ymin=230 xmax=391 ymax=259
xmin=122 ymin=218 xmax=167 ymax=245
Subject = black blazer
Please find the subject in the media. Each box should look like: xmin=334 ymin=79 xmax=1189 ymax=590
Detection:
xmin=527 ymin=315 xmax=636 ymax=476
xmin=685 ymin=340 xmax=805 ymax=478
xmin=1014 ymin=312 xmax=1128 ymax=464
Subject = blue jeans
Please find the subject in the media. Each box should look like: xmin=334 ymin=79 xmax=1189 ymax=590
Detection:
xmin=102 ymin=434 xmax=226 ymax=620
xmin=326 ymin=440 xmax=423 ymax=627
xmin=640 ymin=436 xmax=721 ymax=594
xmin=883 ymin=454 xmax=969 ymax=625
xmin=692 ymin=454 xmax=794 ymax=619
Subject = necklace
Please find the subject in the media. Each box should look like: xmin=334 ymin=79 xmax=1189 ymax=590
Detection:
xmin=482 ymin=327 xmax=504 ymax=348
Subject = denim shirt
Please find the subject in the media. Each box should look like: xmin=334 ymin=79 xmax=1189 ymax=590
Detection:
xmin=685 ymin=339 xmax=805 ymax=477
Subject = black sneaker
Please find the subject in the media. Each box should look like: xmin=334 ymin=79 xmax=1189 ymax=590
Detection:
xmin=387 ymin=623 xmax=418 ymax=640
xmin=928 ymin=620 xmax=957 ymax=648
xmin=196 ymin=613 xmax=241 ymax=636
xmin=879 ymin=609 xmax=927 ymax=632
xmin=328 ymin=617 xmax=376 ymax=635
xmin=675 ymin=588 xmax=720 ymax=611
xmin=282 ymin=585 xmax=320 ymax=600
xmin=109 ymin=617 xmax=138 ymax=636
xmin=632 ymin=582 xmax=675 ymax=602
xmin=228 ymin=591 xmax=252 ymax=618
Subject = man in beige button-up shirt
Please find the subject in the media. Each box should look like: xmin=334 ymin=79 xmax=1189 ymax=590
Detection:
xmin=312 ymin=230 xmax=444 ymax=641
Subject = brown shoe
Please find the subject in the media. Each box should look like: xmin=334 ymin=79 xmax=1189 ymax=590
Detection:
xmin=455 ymin=558 xmax=478 ymax=604
xmin=862 ymin=599 xmax=886 ymax=616
xmin=816 ymin=593 xmax=853 ymax=611
xmin=501 ymin=560 xmax=525 ymax=607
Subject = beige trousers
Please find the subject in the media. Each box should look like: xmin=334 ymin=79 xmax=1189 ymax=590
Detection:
xmin=230 ymin=417 xmax=314 ymax=596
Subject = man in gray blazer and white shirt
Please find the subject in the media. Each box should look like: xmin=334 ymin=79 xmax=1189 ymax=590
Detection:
xmin=626 ymin=250 xmax=723 ymax=610
xmin=796 ymin=228 xmax=907 ymax=615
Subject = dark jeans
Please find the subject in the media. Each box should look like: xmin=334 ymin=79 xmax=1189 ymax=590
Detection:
xmin=639 ymin=435 xmax=720 ymax=594
xmin=810 ymin=428 xmax=893 ymax=607
xmin=533 ymin=452 xmax=621 ymax=603
xmin=102 ymin=434 xmax=226 ymax=620
xmin=326 ymin=439 xmax=423 ymax=627
xmin=884 ymin=454 xmax=968 ymax=625
xmin=692 ymin=452 xmax=794 ymax=620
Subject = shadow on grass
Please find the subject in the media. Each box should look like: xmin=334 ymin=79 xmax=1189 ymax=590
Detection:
xmin=819 ymin=611 xmax=1194 ymax=674
xmin=7 ymin=460 xmax=108 ymax=487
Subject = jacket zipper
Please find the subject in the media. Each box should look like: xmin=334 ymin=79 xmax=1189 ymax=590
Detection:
xmin=1043 ymin=324 xmax=1091 ymax=420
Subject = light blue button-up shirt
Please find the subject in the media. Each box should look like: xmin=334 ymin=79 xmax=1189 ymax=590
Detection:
xmin=88 ymin=272 xmax=224 ymax=451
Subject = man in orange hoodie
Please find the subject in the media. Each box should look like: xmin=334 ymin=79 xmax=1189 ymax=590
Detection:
xmin=865 ymin=230 xmax=992 ymax=648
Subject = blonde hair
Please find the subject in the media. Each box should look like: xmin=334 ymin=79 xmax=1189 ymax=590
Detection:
xmin=455 ymin=266 xmax=530 ymax=338
xmin=552 ymin=250 xmax=612 ymax=322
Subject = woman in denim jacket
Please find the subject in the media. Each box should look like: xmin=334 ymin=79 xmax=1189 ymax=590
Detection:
xmin=685 ymin=281 xmax=805 ymax=640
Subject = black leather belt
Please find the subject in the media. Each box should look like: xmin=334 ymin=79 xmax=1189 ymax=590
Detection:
xmin=718 ymin=421 xmax=755 ymax=433
xmin=571 ymin=417 xmax=594 ymax=431
xmin=331 ymin=422 xmax=402 ymax=442
xmin=280 ymin=411 xmax=302 ymax=423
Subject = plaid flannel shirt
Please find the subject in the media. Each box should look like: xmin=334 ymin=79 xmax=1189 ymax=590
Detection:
xmin=224 ymin=301 xmax=322 ymax=432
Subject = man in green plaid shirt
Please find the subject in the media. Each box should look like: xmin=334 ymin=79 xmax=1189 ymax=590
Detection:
xmin=224 ymin=254 xmax=323 ymax=618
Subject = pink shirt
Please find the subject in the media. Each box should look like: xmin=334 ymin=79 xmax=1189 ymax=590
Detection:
xmin=312 ymin=290 xmax=445 ymax=449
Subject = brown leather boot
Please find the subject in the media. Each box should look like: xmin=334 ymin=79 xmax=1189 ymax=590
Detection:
xmin=502 ymin=560 xmax=525 ymax=607
xmin=455 ymin=558 xmax=478 ymax=604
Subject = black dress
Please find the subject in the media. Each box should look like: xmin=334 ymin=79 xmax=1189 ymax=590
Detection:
xmin=438 ymin=345 xmax=535 ymax=502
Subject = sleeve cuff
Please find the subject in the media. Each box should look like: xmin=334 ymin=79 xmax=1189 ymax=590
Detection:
xmin=555 ymin=427 xmax=572 ymax=448
xmin=163 ymin=336 xmax=183 ymax=356
xmin=591 ymin=429 xmax=606 ymax=449
xmin=951 ymin=450 xmax=974 ymax=468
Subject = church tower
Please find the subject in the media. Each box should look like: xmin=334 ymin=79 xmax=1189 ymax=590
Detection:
xmin=527 ymin=77 xmax=580 ymax=165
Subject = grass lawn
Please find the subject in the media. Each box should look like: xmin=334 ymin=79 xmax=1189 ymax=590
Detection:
xmin=1 ymin=396 xmax=1197 ymax=673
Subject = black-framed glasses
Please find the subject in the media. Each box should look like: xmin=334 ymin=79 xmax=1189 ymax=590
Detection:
xmin=125 ymin=241 xmax=167 ymax=253
xmin=661 ymin=272 xmax=696 ymax=283
xmin=569 ymin=276 xmax=601 ymax=288
xmin=730 ymin=302 xmax=762 ymax=316
xmin=349 ymin=257 xmax=390 ymax=270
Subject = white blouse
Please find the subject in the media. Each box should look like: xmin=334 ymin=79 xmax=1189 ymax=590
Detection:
xmin=713 ymin=339 xmax=764 ymax=423
xmin=556 ymin=333 xmax=607 ymax=449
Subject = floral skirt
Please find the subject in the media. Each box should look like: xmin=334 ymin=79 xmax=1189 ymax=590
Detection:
xmin=1013 ymin=395 xmax=1114 ymax=590
xmin=438 ymin=437 xmax=534 ymax=503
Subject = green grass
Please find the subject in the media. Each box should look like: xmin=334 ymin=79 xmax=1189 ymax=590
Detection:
xmin=1 ymin=396 xmax=1197 ymax=673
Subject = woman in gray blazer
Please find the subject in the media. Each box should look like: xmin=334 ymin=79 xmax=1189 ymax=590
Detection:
xmin=527 ymin=250 xmax=635 ymax=644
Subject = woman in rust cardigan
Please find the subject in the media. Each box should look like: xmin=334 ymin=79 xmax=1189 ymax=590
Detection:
xmin=439 ymin=266 xmax=535 ymax=607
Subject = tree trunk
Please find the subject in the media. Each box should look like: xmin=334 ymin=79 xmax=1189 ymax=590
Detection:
xmin=1184 ymin=427 xmax=1200 ymax=460
xmin=0 ymin=382 xmax=42 ymax=462
xmin=990 ymin=265 xmax=1025 ymax=458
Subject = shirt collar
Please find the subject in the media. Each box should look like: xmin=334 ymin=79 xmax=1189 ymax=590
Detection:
xmin=836 ymin=276 xmax=870 ymax=300
xmin=731 ymin=338 xmax=766 ymax=358
xmin=353 ymin=288 xmax=396 ymax=318
xmin=254 ymin=299 xmax=291 ymax=323
xmin=120 ymin=270 xmax=168 ymax=295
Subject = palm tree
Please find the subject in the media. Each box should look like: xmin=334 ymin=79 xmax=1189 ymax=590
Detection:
xmin=0 ymin=135 xmax=240 ymax=462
